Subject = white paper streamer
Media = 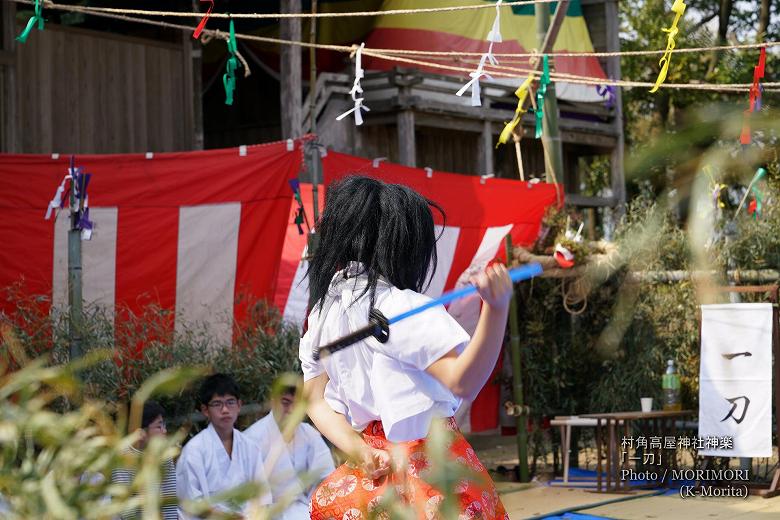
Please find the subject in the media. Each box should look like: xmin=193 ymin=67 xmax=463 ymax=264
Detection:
xmin=456 ymin=0 xmax=502 ymax=107
xmin=336 ymin=43 xmax=370 ymax=125
xmin=44 ymin=176 xmax=70 ymax=220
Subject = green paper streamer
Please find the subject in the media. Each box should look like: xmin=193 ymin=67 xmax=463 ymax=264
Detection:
xmin=535 ymin=55 xmax=550 ymax=139
xmin=223 ymin=19 xmax=239 ymax=106
xmin=17 ymin=0 xmax=44 ymax=44
xmin=751 ymin=167 xmax=766 ymax=219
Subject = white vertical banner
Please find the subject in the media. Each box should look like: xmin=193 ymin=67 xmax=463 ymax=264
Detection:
xmin=698 ymin=303 xmax=773 ymax=457
xmin=52 ymin=207 xmax=118 ymax=314
xmin=175 ymin=203 xmax=241 ymax=346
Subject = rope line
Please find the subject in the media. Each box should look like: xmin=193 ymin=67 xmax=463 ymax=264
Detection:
xmin=10 ymin=0 xmax=774 ymax=93
xmin=28 ymin=0 xmax=562 ymax=20
xmin=15 ymin=1 xmax=779 ymax=59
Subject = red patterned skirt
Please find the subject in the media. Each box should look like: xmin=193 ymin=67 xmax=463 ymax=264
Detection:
xmin=310 ymin=418 xmax=508 ymax=520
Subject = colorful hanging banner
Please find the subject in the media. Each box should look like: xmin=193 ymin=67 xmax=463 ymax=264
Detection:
xmin=193 ymin=0 xmax=215 ymax=39
xmin=16 ymin=0 xmax=44 ymax=44
xmin=223 ymin=19 xmax=240 ymax=106
xmin=498 ymin=74 xmax=534 ymax=146
xmin=650 ymin=0 xmax=686 ymax=93
xmin=534 ymin=55 xmax=551 ymax=139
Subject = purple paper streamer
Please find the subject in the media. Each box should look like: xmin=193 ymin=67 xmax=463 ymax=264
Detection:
xmin=596 ymin=84 xmax=617 ymax=109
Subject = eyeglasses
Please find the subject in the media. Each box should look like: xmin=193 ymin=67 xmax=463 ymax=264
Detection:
xmin=147 ymin=420 xmax=167 ymax=431
xmin=207 ymin=399 xmax=239 ymax=410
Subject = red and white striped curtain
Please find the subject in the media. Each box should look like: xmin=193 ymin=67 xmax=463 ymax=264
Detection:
xmin=0 ymin=142 xmax=558 ymax=431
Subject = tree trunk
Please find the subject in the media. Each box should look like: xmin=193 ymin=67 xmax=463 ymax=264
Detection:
xmin=717 ymin=0 xmax=734 ymax=44
xmin=707 ymin=0 xmax=734 ymax=76
xmin=759 ymin=0 xmax=772 ymax=41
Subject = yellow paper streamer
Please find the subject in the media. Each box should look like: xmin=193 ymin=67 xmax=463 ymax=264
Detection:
xmin=498 ymin=74 xmax=535 ymax=146
xmin=650 ymin=0 xmax=686 ymax=93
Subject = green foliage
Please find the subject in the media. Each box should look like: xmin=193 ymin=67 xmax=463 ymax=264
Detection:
xmin=515 ymin=162 xmax=779 ymax=422
xmin=1 ymin=289 xmax=301 ymax=426
xmin=0 ymin=336 xmax=271 ymax=519
xmin=713 ymin=164 xmax=780 ymax=270
xmin=619 ymin=0 xmax=778 ymax=196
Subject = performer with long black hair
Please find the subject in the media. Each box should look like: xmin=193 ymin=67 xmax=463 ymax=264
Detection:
xmin=301 ymin=176 xmax=511 ymax=519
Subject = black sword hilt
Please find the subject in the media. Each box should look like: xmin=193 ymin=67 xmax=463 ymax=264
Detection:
xmin=313 ymin=309 xmax=390 ymax=361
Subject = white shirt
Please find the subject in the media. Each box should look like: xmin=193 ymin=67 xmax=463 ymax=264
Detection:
xmin=244 ymin=413 xmax=335 ymax=519
xmin=176 ymin=423 xmax=271 ymax=518
xmin=299 ymin=269 xmax=470 ymax=442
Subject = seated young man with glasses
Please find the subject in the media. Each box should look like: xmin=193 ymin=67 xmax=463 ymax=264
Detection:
xmin=176 ymin=373 xmax=271 ymax=518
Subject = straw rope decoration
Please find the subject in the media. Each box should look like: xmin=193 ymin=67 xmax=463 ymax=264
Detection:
xmin=10 ymin=0 xmax=779 ymax=94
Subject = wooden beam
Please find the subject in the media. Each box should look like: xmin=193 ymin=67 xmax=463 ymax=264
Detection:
xmin=1 ymin=0 xmax=18 ymax=152
xmin=280 ymin=0 xmax=302 ymax=138
xmin=605 ymin=0 xmax=626 ymax=212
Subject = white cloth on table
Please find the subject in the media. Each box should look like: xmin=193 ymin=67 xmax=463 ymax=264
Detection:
xmin=244 ymin=412 xmax=335 ymax=519
xmin=176 ymin=423 xmax=271 ymax=518
xmin=698 ymin=303 xmax=773 ymax=457
xmin=299 ymin=264 xmax=471 ymax=442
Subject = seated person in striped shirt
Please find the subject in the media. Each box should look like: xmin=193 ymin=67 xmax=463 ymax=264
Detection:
xmin=176 ymin=374 xmax=271 ymax=518
xmin=111 ymin=400 xmax=177 ymax=520
xmin=244 ymin=385 xmax=335 ymax=519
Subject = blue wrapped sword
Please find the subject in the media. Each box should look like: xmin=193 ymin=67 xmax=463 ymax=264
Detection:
xmin=313 ymin=263 xmax=543 ymax=360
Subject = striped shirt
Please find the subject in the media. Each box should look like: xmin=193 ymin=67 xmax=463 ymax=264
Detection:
xmin=110 ymin=447 xmax=177 ymax=520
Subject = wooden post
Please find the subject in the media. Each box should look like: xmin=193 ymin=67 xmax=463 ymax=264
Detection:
xmin=1 ymin=0 xmax=18 ymax=152
xmin=397 ymin=106 xmax=416 ymax=167
xmin=182 ymin=28 xmax=202 ymax=150
xmin=505 ymin=235 xmax=529 ymax=482
xmin=68 ymin=158 xmax=83 ymax=360
xmin=477 ymin=102 xmax=494 ymax=175
xmin=605 ymin=0 xmax=626 ymax=213
xmin=280 ymin=0 xmax=302 ymax=139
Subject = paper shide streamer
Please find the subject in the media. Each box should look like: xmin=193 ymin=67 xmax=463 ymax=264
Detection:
xmin=17 ymin=0 xmax=44 ymax=43
xmin=44 ymin=157 xmax=94 ymax=240
xmin=740 ymin=47 xmax=766 ymax=146
xmin=193 ymin=0 xmax=215 ymax=39
xmin=456 ymin=0 xmax=503 ymax=106
xmin=336 ymin=43 xmax=370 ymax=125
xmin=288 ymin=178 xmax=308 ymax=235
xmin=650 ymin=0 xmax=686 ymax=93
xmin=596 ymin=84 xmax=616 ymax=109
xmin=497 ymin=74 xmax=534 ymax=146
xmin=534 ymin=55 xmax=551 ymax=138
xmin=223 ymin=18 xmax=240 ymax=106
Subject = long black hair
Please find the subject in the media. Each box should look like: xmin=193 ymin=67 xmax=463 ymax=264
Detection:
xmin=306 ymin=175 xmax=444 ymax=310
